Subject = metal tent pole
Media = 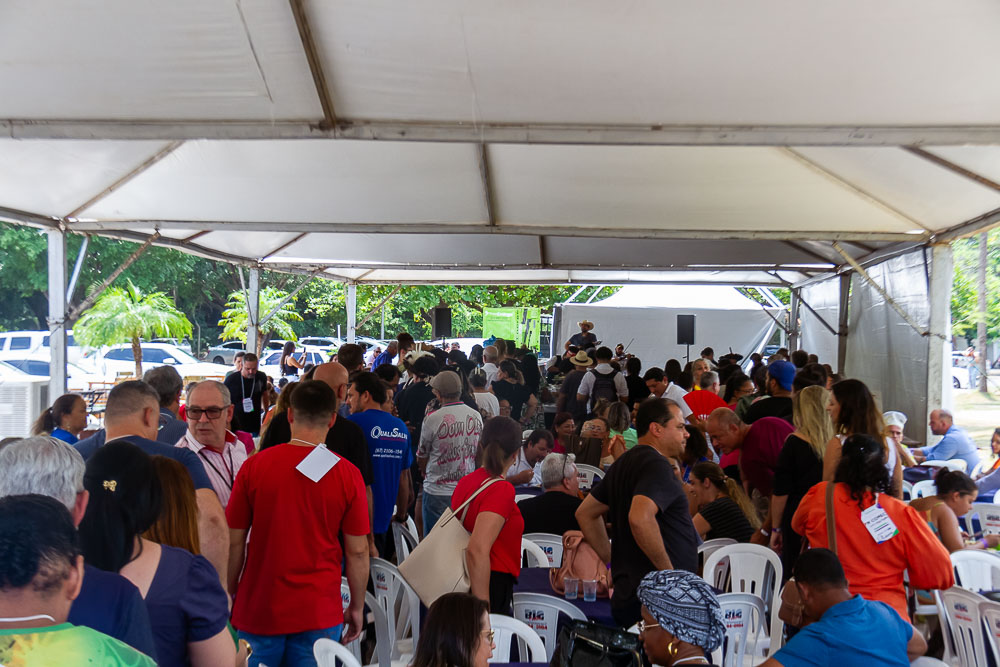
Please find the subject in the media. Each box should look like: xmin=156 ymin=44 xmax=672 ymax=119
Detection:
xmin=347 ymin=283 xmax=357 ymax=343
xmin=47 ymin=230 xmax=68 ymax=401
xmin=247 ymin=268 xmax=260 ymax=356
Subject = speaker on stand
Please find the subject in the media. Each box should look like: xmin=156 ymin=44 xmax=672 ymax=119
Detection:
xmin=677 ymin=314 xmax=696 ymax=363
xmin=432 ymin=307 xmax=452 ymax=340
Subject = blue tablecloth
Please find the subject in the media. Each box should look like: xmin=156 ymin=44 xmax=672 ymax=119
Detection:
xmin=514 ymin=567 xmax=615 ymax=626
xmin=903 ymin=465 xmax=936 ymax=484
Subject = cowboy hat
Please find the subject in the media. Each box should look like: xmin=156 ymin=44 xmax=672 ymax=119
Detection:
xmin=578 ymin=320 xmax=594 ymax=330
xmin=569 ymin=350 xmax=593 ymax=366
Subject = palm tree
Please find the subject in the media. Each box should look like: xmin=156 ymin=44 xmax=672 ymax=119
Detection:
xmin=218 ymin=287 xmax=302 ymax=354
xmin=74 ymin=280 xmax=193 ymax=378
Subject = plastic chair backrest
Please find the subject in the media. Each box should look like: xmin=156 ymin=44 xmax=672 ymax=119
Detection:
xmin=971 ymin=503 xmax=1000 ymax=536
xmin=703 ymin=543 xmax=783 ymax=657
xmin=712 ymin=593 xmax=766 ymax=667
xmin=522 ymin=538 xmax=549 ymax=568
xmin=981 ymin=599 xmax=1000 ymax=666
xmin=909 ymin=658 xmax=950 ymax=666
xmin=488 ymin=613 xmax=547 ymax=663
xmin=972 ymin=461 xmax=986 ymax=479
xmin=902 ymin=480 xmax=913 ymax=501
xmin=523 ymin=532 xmax=564 ymax=567
xmin=369 ymin=557 xmax=421 ymax=661
xmin=939 ymin=587 xmax=990 ymax=667
xmin=924 ymin=460 xmax=950 ymax=470
xmin=314 ymin=637 xmax=363 ymax=667
xmin=951 ymin=550 xmax=1000 ymax=592
xmin=946 ymin=459 xmax=969 ymax=472
xmin=341 ymin=578 xmax=392 ymax=667
xmin=912 ymin=479 xmax=937 ymax=499
xmin=391 ymin=521 xmax=419 ymax=563
xmin=575 ymin=464 xmax=604 ymax=489
xmin=512 ymin=592 xmax=587 ymax=661
xmin=514 ymin=493 xmax=535 ymax=503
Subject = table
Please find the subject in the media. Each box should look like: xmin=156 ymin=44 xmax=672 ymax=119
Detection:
xmin=903 ymin=465 xmax=936 ymax=484
xmin=514 ymin=567 xmax=615 ymax=627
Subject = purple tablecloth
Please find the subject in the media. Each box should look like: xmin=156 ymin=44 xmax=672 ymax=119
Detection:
xmin=903 ymin=465 xmax=936 ymax=484
xmin=514 ymin=567 xmax=615 ymax=626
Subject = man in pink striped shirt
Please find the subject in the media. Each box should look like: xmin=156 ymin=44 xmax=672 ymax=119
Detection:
xmin=177 ymin=381 xmax=249 ymax=508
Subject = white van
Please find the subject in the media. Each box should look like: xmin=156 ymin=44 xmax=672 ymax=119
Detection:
xmin=0 ymin=330 xmax=83 ymax=363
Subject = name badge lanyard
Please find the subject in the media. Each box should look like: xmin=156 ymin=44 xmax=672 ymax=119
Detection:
xmin=199 ymin=446 xmax=235 ymax=491
xmin=241 ymin=375 xmax=255 ymax=414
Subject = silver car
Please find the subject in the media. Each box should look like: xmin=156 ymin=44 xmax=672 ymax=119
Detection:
xmin=206 ymin=340 xmax=246 ymax=365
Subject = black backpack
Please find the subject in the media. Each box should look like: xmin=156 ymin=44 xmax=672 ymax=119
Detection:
xmin=588 ymin=368 xmax=620 ymax=408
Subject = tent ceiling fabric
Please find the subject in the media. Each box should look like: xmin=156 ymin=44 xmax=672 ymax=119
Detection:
xmin=2 ymin=1 xmax=1000 ymax=285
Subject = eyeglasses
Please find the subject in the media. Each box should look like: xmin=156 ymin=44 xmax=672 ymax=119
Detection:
xmin=187 ymin=406 xmax=227 ymax=420
xmin=561 ymin=453 xmax=576 ymax=480
xmin=636 ymin=619 xmax=660 ymax=634
xmin=483 ymin=629 xmax=495 ymax=644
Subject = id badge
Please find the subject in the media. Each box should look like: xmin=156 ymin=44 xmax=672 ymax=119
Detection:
xmin=242 ymin=397 xmax=253 ymax=413
xmin=296 ymin=445 xmax=341 ymax=482
xmin=860 ymin=496 xmax=899 ymax=544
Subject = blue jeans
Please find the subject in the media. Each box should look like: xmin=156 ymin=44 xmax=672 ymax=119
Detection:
xmin=239 ymin=625 xmax=342 ymax=667
xmin=422 ymin=490 xmax=452 ymax=535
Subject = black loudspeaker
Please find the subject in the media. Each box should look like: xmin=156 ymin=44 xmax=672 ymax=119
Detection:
xmin=677 ymin=314 xmax=696 ymax=346
xmin=432 ymin=307 xmax=452 ymax=339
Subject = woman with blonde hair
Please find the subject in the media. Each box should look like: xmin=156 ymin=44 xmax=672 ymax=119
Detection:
xmin=144 ymin=455 xmax=201 ymax=555
xmin=770 ymin=385 xmax=834 ymax=579
xmin=689 ymin=461 xmax=760 ymax=542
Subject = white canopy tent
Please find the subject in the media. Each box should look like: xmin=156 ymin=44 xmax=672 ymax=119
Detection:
xmin=2 ymin=0 xmax=1000 ymax=435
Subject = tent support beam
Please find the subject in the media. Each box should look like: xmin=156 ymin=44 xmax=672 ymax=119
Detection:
xmin=47 ymin=229 xmax=68 ymax=400
xmin=832 ymin=242 xmax=940 ymax=340
xmin=796 ymin=292 xmax=839 ymax=338
xmin=356 ymin=285 xmax=402 ymax=330
xmin=288 ymin=0 xmax=338 ymax=129
xmin=246 ymin=268 xmax=260 ymax=356
xmin=782 ymin=240 xmax=839 ymax=267
xmin=538 ymin=236 xmax=548 ymax=267
xmin=67 ymin=232 xmax=160 ymax=321
xmin=261 ymin=233 xmax=308 ymax=260
xmin=9 ymin=119 xmax=1000 ymax=145
xmin=927 ymin=244 xmax=953 ymax=433
xmin=789 ymin=289 xmax=801 ymax=351
xmin=936 ymin=206 xmax=1000 ymax=242
xmin=837 ymin=273 xmax=851 ymax=375
xmin=66 ymin=234 xmax=89 ymax=303
xmin=346 ymin=283 xmax=357 ymax=343
xmin=66 ymin=141 xmax=183 ymax=218
xmin=478 ymin=144 xmax=497 ymax=226
xmin=904 ymin=147 xmax=1000 ymax=193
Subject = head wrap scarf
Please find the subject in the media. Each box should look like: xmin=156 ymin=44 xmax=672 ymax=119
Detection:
xmin=637 ymin=570 xmax=725 ymax=651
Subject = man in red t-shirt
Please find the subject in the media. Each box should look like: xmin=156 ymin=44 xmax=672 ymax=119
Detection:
xmin=227 ymin=380 xmax=370 ymax=665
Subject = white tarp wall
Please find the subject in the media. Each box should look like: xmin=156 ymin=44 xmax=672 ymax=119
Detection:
xmin=555 ymin=286 xmax=777 ymax=371
xmin=844 ymin=250 xmax=942 ymax=443
xmin=799 ymin=279 xmax=841 ymax=368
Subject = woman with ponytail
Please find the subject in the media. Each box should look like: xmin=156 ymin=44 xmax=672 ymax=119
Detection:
xmin=688 ymin=461 xmax=760 ymax=542
xmin=30 ymin=393 xmax=87 ymax=444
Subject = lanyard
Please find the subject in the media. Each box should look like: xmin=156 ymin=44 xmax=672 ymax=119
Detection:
xmin=199 ymin=446 xmax=235 ymax=490
xmin=241 ymin=374 xmax=255 ymax=402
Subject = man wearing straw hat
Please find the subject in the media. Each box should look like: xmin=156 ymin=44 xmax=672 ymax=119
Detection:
xmin=565 ymin=319 xmax=598 ymax=353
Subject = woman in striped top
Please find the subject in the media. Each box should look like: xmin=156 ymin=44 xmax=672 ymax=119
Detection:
xmin=688 ymin=461 xmax=760 ymax=543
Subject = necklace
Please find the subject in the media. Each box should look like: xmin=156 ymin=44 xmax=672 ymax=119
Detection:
xmin=0 ymin=614 xmax=56 ymax=623
xmin=290 ymin=438 xmax=321 ymax=447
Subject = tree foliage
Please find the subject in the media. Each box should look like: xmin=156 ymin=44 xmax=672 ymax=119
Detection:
xmin=951 ymin=229 xmax=1000 ymax=344
xmin=219 ymin=287 xmax=303 ymax=349
xmin=74 ymin=280 xmax=192 ymax=377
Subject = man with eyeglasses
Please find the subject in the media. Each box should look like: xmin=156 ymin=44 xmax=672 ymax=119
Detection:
xmin=177 ymin=380 xmax=250 ymax=508
xmin=576 ymin=397 xmax=700 ymax=627
xmin=516 ymin=452 xmax=582 ymax=536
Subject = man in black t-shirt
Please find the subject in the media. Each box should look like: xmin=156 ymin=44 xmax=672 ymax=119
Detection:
xmin=743 ymin=360 xmax=794 ymax=425
xmin=518 ymin=453 xmax=583 ymax=536
xmin=223 ymin=353 xmax=269 ymax=436
xmin=576 ymin=398 xmax=699 ymax=626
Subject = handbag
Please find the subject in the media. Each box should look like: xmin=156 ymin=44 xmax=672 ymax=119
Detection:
xmin=549 ymin=620 xmax=643 ymax=667
xmin=778 ymin=481 xmax=838 ymax=628
xmin=550 ymin=531 xmax=612 ymax=599
xmin=398 ymin=477 xmax=503 ymax=606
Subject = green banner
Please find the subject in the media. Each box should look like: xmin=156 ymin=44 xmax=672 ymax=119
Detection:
xmin=482 ymin=307 xmax=541 ymax=350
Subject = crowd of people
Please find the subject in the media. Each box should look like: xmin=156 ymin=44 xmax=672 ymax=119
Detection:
xmin=1 ymin=320 xmax=996 ymax=666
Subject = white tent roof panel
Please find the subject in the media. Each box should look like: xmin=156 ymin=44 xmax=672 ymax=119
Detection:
xmin=315 ymin=1 xmax=1000 ymax=126
xmin=925 ymin=147 xmax=1000 ymax=189
xmin=265 ymin=233 xmax=542 ymax=266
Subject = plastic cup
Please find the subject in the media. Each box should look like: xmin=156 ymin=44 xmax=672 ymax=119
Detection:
xmin=564 ymin=577 xmax=579 ymax=600
xmin=583 ymin=579 xmax=598 ymax=602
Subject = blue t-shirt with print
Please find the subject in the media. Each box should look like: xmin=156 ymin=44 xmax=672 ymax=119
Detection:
xmin=348 ymin=409 xmax=414 ymax=534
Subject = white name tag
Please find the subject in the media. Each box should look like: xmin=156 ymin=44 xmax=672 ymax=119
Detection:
xmin=860 ymin=495 xmax=899 ymax=544
xmin=296 ymin=445 xmax=341 ymax=482
xmin=242 ymin=397 xmax=254 ymax=413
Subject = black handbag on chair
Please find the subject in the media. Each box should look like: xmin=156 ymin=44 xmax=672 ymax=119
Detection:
xmin=549 ymin=620 xmax=645 ymax=667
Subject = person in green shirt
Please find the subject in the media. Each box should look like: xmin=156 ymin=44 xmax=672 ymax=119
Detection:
xmin=0 ymin=494 xmax=155 ymax=666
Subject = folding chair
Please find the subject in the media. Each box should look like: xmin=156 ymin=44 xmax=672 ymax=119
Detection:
xmin=712 ymin=593 xmax=766 ymax=667
xmin=912 ymin=479 xmax=937 ymax=499
xmin=512 ymin=592 xmax=587 ymax=661
xmin=369 ymin=558 xmax=420 ymax=662
xmin=937 ymin=586 xmax=990 ymax=667
xmin=314 ymin=638 xmax=362 ymax=667
xmin=521 ymin=538 xmax=549 ymax=568
xmin=341 ymin=578 xmax=392 ymax=667
xmin=523 ymin=532 xmax=564 ymax=567
xmin=575 ymin=464 xmax=605 ymax=490
xmin=488 ymin=613 xmax=547 ymax=663
xmin=703 ymin=543 xmax=783 ymax=657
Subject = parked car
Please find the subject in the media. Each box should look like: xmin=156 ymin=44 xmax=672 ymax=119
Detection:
xmin=150 ymin=337 xmax=193 ymax=354
xmin=259 ymin=349 xmax=329 ymax=381
xmin=0 ymin=352 xmax=109 ymax=392
xmin=206 ymin=340 xmax=246 ymax=365
xmin=0 ymin=329 xmax=85 ymax=364
xmin=0 ymin=359 xmax=28 ymax=379
xmin=299 ymin=337 xmax=343 ymax=353
xmin=86 ymin=343 xmax=230 ymax=378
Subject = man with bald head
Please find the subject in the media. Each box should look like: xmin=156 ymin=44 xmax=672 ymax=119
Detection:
xmin=259 ymin=362 xmax=374 ymax=489
xmin=912 ymin=409 xmax=980 ymax=472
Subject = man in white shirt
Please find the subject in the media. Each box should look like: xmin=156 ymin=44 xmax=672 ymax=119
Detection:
xmin=480 ymin=345 xmax=500 ymax=388
xmin=576 ymin=346 xmax=629 ymax=413
xmin=470 ymin=370 xmax=500 ymax=417
xmin=642 ymin=367 xmax=693 ymax=420
xmin=506 ymin=430 xmax=552 ymax=487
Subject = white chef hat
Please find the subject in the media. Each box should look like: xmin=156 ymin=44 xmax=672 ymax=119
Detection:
xmin=883 ymin=411 xmax=907 ymax=428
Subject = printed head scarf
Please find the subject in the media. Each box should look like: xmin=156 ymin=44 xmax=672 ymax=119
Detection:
xmin=637 ymin=570 xmax=725 ymax=651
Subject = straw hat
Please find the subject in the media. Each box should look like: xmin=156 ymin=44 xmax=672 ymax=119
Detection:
xmin=569 ymin=350 xmax=593 ymax=366
xmin=578 ymin=320 xmax=594 ymax=330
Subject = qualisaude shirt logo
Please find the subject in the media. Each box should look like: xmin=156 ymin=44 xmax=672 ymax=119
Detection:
xmin=371 ymin=425 xmax=407 ymax=441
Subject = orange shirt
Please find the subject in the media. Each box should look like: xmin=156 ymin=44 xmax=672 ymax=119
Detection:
xmin=792 ymin=481 xmax=953 ymax=620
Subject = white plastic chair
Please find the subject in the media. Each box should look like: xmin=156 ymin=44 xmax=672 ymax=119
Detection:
xmin=902 ymin=480 xmax=913 ymax=501
xmin=522 ymin=538 xmax=549 ymax=568
xmin=912 ymin=479 xmax=937 ymax=499
xmin=946 ymin=459 xmax=969 ymax=473
xmin=488 ymin=613 xmax=547 ymax=663
xmin=341 ymin=578 xmax=391 ymax=667
xmin=314 ymin=637 xmax=363 ymax=667
xmin=575 ymin=464 xmax=604 ymax=489
xmin=391 ymin=521 xmax=418 ymax=564
xmin=980 ymin=598 xmax=1000 ymax=666
xmin=910 ymin=658 xmax=950 ymax=666
xmin=711 ymin=593 xmax=766 ymax=667
xmin=924 ymin=460 xmax=951 ymax=471
xmin=369 ymin=558 xmax=421 ymax=662
xmin=703 ymin=543 xmax=783 ymax=657
xmin=514 ymin=493 xmax=535 ymax=503
xmin=971 ymin=503 xmax=1000 ymax=536
xmin=512 ymin=592 xmax=587 ymax=660
xmin=523 ymin=532 xmax=564 ymax=567
xmin=951 ymin=550 xmax=1000 ymax=592
xmin=938 ymin=587 xmax=990 ymax=667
